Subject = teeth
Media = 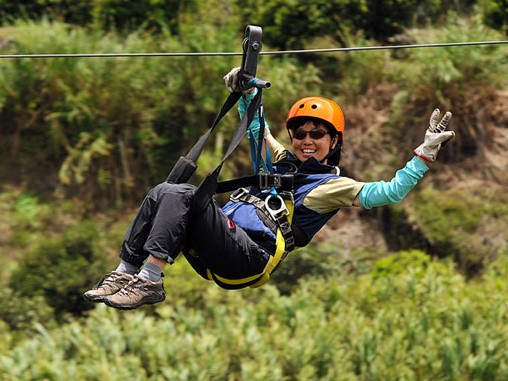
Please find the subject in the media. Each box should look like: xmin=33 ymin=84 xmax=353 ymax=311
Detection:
xmin=303 ymin=150 xmax=315 ymax=154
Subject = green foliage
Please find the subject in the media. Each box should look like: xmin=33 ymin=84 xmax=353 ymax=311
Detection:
xmin=396 ymin=13 xmax=507 ymax=94
xmin=335 ymin=38 xmax=394 ymax=100
xmin=3 ymin=257 xmax=508 ymax=380
xmin=1 ymin=10 xmax=505 ymax=209
xmin=405 ymin=185 xmax=508 ymax=274
xmin=91 ymin=0 xmax=182 ymax=33
xmin=237 ymin=0 xmax=368 ymax=50
xmin=0 ymin=0 xmax=487 ymax=43
xmin=8 ymin=220 xmax=111 ymax=319
xmin=0 ymin=5 xmax=506 ymax=380
xmin=162 ymin=256 xmax=214 ymax=309
xmin=0 ymin=287 xmax=55 ymax=333
xmin=236 ymin=0 xmax=475 ymax=50
xmin=483 ymin=0 xmax=508 ymax=31
xmin=271 ymin=242 xmax=346 ymax=294
xmin=0 ymin=17 xmax=326 ymax=207
xmin=0 ymin=0 xmax=182 ymax=31
xmin=0 ymin=0 xmax=93 ymax=25
xmin=12 ymin=193 xmax=44 ymax=228
xmin=385 ymin=14 xmax=508 ymax=163
xmin=8 ymin=194 xmax=48 ymax=247
xmin=372 ymin=249 xmax=451 ymax=279
xmin=0 ymin=190 xmax=64 ymax=249
xmin=0 ymin=19 xmax=237 ymax=205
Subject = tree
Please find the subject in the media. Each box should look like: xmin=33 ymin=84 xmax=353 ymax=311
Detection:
xmin=483 ymin=0 xmax=508 ymax=31
xmin=235 ymin=0 xmax=472 ymax=50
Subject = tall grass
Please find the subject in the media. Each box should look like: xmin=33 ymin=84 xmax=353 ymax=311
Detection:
xmin=2 ymin=255 xmax=508 ymax=380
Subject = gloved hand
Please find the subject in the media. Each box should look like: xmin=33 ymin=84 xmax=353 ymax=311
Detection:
xmin=223 ymin=67 xmax=255 ymax=94
xmin=228 ymin=67 xmax=269 ymax=140
xmin=414 ymin=108 xmax=455 ymax=162
xmin=239 ymin=93 xmax=270 ymax=140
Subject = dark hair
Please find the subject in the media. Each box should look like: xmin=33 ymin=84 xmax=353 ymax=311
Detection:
xmin=287 ymin=116 xmax=334 ymax=132
xmin=326 ymin=143 xmax=342 ymax=166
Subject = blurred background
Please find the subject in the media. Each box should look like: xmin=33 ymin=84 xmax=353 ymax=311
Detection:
xmin=0 ymin=1 xmax=507 ymax=379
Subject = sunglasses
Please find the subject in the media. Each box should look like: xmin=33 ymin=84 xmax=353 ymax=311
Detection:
xmin=292 ymin=128 xmax=329 ymax=140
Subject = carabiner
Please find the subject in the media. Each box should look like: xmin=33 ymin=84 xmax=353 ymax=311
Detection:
xmin=264 ymin=194 xmax=289 ymax=220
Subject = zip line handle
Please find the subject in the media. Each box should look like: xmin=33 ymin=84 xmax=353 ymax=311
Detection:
xmin=243 ymin=74 xmax=271 ymax=89
xmin=239 ymin=25 xmax=271 ymax=91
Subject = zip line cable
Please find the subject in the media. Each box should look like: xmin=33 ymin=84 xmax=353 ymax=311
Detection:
xmin=262 ymin=40 xmax=508 ymax=55
xmin=0 ymin=39 xmax=507 ymax=59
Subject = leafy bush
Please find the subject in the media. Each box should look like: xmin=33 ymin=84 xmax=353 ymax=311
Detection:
xmin=8 ymin=220 xmax=111 ymax=319
xmin=483 ymin=0 xmax=508 ymax=31
xmin=0 ymin=18 xmax=324 ymax=208
xmin=372 ymin=249 xmax=451 ymax=279
xmin=90 ymin=0 xmax=182 ymax=32
xmin=0 ymin=0 xmax=93 ymax=25
xmin=270 ymin=242 xmax=347 ymax=294
xmin=385 ymin=14 xmax=508 ymax=163
xmin=3 ymin=257 xmax=508 ymax=380
xmin=402 ymin=186 xmax=508 ymax=275
xmin=236 ymin=0 xmax=476 ymax=50
xmin=0 ymin=287 xmax=55 ymax=333
xmin=0 ymin=0 xmax=182 ymax=31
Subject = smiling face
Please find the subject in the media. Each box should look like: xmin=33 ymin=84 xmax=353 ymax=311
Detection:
xmin=290 ymin=120 xmax=339 ymax=164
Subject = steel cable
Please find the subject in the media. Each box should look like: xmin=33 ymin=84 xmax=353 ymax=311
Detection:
xmin=0 ymin=40 xmax=507 ymax=59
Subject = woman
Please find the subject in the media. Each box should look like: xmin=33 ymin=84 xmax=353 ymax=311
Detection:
xmin=84 ymin=68 xmax=455 ymax=310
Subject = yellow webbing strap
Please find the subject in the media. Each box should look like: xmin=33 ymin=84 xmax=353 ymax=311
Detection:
xmin=208 ymin=198 xmax=294 ymax=289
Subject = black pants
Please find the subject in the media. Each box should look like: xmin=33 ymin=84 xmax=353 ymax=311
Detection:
xmin=119 ymin=182 xmax=269 ymax=280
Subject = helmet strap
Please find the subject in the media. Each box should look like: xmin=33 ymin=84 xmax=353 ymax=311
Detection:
xmin=286 ymin=127 xmax=294 ymax=143
xmin=320 ymin=141 xmax=342 ymax=166
xmin=320 ymin=144 xmax=339 ymax=163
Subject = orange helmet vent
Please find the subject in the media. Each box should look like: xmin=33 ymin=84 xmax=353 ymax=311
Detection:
xmin=286 ymin=97 xmax=345 ymax=137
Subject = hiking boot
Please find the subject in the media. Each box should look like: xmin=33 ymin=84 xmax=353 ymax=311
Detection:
xmin=83 ymin=271 xmax=134 ymax=303
xmin=104 ymin=274 xmax=166 ymax=310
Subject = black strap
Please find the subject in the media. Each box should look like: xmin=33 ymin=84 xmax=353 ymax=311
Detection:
xmin=216 ymin=173 xmax=295 ymax=194
xmin=167 ymin=25 xmax=266 ymax=185
xmin=273 ymin=213 xmax=295 ymax=252
xmin=229 ymin=189 xmax=277 ymax=232
xmin=192 ymin=90 xmax=263 ymax=214
xmin=229 ymin=189 xmax=295 ymax=252
xmin=166 ymin=91 xmax=242 ymax=183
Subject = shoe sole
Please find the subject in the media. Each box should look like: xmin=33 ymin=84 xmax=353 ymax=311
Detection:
xmin=83 ymin=293 xmax=110 ymax=303
xmin=103 ymin=295 xmax=166 ymax=310
xmin=84 ymin=289 xmax=127 ymax=303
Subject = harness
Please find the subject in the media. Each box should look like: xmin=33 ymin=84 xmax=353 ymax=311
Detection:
xmin=165 ymin=25 xmax=296 ymax=289
xmin=207 ymin=191 xmax=294 ymax=289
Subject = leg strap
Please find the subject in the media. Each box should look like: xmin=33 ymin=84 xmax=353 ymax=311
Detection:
xmin=207 ymin=196 xmax=294 ymax=289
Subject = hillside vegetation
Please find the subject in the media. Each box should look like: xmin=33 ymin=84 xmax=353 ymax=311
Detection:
xmin=3 ymin=255 xmax=508 ymax=380
xmin=0 ymin=1 xmax=507 ymax=379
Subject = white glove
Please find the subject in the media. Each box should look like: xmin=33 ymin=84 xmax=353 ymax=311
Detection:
xmin=414 ymin=108 xmax=455 ymax=162
xmin=223 ymin=67 xmax=241 ymax=93
xmin=223 ymin=67 xmax=255 ymax=94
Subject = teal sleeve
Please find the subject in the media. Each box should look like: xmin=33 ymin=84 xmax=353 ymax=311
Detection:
xmin=358 ymin=156 xmax=429 ymax=209
xmin=238 ymin=88 xmax=269 ymax=139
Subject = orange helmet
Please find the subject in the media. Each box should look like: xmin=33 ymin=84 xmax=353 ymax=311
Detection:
xmin=286 ymin=97 xmax=345 ymax=140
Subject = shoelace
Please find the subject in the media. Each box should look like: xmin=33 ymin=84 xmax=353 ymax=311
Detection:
xmin=116 ymin=276 xmax=142 ymax=296
xmin=98 ymin=272 xmax=125 ymax=287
